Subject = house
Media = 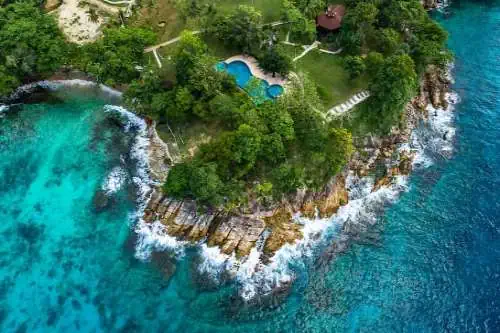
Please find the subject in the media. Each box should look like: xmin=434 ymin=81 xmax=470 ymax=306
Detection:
xmin=316 ymin=4 xmax=346 ymax=32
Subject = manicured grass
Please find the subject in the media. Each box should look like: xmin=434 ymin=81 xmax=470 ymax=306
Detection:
xmin=132 ymin=0 xmax=282 ymax=47
xmin=130 ymin=0 xmax=186 ymax=42
xmin=212 ymin=0 xmax=283 ymax=22
xmin=292 ymin=49 xmax=368 ymax=108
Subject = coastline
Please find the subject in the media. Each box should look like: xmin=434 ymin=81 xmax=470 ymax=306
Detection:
xmin=140 ymin=64 xmax=457 ymax=299
xmin=0 ymin=63 xmax=457 ymax=301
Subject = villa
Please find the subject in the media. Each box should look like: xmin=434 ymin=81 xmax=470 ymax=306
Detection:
xmin=316 ymin=4 xmax=346 ymax=33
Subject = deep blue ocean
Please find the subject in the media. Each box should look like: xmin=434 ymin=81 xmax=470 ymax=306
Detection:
xmin=1 ymin=1 xmax=499 ymax=332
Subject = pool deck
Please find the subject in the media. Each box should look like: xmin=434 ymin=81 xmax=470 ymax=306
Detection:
xmin=225 ymin=55 xmax=287 ymax=86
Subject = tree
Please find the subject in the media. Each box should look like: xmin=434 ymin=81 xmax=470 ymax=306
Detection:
xmin=86 ymin=7 xmax=99 ymax=23
xmin=259 ymin=46 xmax=292 ymax=77
xmin=261 ymin=133 xmax=286 ymax=164
xmin=0 ymin=2 xmax=68 ymax=96
xmin=344 ymin=56 xmax=366 ymax=80
xmin=163 ymin=163 xmax=192 ymax=197
xmin=282 ymin=0 xmax=317 ymax=44
xmin=245 ymin=77 xmax=267 ymax=105
xmin=364 ymin=51 xmax=384 ymax=78
xmin=205 ymin=93 xmax=240 ymax=122
xmin=377 ymin=28 xmax=400 ymax=55
xmin=381 ymin=0 xmax=426 ymax=32
xmin=291 ymin=0 xmax=326 ymax=19
xmin=271 ymin=163 xmax=303 ymax=195
xmin=164 ymin=162 xmax=224 ymax=206
xmin=173 ymin=31 xmax=208 ymax=85
xmin=341 ymin=2 xmax=379 ymax=53
xmin=368 ymin=54 xmax=418 ymax=132
xmin=206 ymin=5 xmax=264 ymax=54
xmin=0 ymin=65 xmax=19 ymax=97
xmin=76 ymin=27 xmax=156 ymax=84
xmin=259 ymin=102 xmax=295 ymax=142
xmin=188 ymin=163 xmax=224 ymax=206
xmin=123 ymin=71 xmax=165 ymax=116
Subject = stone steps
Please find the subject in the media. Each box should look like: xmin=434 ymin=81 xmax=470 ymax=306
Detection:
xmin=326 ymin=90 xmax=371 ymax=118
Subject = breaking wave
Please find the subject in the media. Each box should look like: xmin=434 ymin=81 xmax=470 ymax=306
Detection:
xmin=8 ymin=79 xmax=122 ymax=101
xmin=411 ymin=92 xmax=459 ymax=169
xmin=102 ymin=166 xmax=128 ymax=194
xmin=101 ymin=104 xmax=187 ymax=260
xmin=0 ymin=104 xmax=8 ymax=118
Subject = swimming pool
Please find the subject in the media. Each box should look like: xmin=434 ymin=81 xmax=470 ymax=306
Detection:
xmin=216 ymin=61 xmax=284 ymax=101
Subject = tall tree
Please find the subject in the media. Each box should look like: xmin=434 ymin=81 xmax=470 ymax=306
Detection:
xmin=258 ymin=46 xmax=292 ymax=77
xmin=206 ymin=5 xmax=264 ymax=54
xmin=368 ymin=54 xmax=418 ymax=132
xmin=76 ymin=27 xmax=156 ymax=84
xmin=0 ymin=2 xmax=68 ymax=96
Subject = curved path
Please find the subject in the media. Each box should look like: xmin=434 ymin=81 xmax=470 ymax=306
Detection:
xmin=144 ymin=21 xmax=289 ymax=54
xmin=292 ymin=41 xmax=320 ymax=62
xmin=144 ymin=31 xmax=202 ymax=53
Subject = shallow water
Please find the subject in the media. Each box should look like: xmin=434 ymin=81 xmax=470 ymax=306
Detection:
xmin=1 ymin=1 xmax=500 ymax=332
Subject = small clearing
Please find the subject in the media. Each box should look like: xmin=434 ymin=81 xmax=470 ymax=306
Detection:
xmin=56 ymin=0 xmax=116 ymax=44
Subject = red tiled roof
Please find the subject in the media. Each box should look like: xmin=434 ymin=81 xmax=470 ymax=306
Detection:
xmin=316 ymin=5 xmax=346 ymax=31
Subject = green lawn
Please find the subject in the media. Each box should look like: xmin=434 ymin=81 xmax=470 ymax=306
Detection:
xmin=211 ymin=0 xmax=283 ymax=22
xmin=292 ymin=49 xmax=368 ymax=108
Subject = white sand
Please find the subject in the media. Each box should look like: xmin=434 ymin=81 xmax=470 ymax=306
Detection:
xmin=56 ymin=0 xmax=118 ymax=44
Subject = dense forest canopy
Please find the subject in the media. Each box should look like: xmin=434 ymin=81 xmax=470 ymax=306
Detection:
xmin=125 ymin=32 xmax=353 ymax=208
xmin=0 ymin=0 xmax=450 ymax=211
xmin=0 ymin=1 xmax=68 ymax=95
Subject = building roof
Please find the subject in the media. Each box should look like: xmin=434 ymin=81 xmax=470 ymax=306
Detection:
xmin=316 ymin=4 xmax=346 ymax=31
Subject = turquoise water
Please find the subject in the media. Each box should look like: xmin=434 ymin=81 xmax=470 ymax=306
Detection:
xmin=1 ymin=1 xmax=500 ymax=331
xmin=217 ymin=61 xmax=284 ymax=100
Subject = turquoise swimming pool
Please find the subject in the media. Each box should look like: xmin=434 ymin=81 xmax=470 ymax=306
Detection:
xmin=216 ymin=61 xmax=284 ymax=101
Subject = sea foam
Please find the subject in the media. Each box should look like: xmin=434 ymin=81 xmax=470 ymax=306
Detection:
xmin=102 ymin=104 xmax=187 ymax=260
xmin=8 ymin=79 xmax=123 ymax=101
xmin=102 ymin=166 xmax=128 ymax=194
xmin=411 ymin=92 xmax=459 ymax=169
xmin=0 ymin=104 xmax=7 ymax=117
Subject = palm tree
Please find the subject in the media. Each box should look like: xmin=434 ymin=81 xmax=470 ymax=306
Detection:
xmin=86 ymin=8 xmax=99 ymax=23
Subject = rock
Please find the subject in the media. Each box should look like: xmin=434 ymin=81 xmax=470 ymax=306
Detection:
xmin=398 ymin=155 xmax=413 ymax=175
xmin=421 ymin=0 xmax=437 ymax=9
xmin=148 ymin=123 xmax=173 ymax=183
xmin=44 ymin=0 xmax=61 ymax=11
xmin=92 ymin=190 xmax=110 ymax=212
xmin=372 ymin=176 xmax=391 ymax=192
xmin=151 ymin=251 xmax=177 ymax=279
xmin=209 ymin=216 xmax=266 ymax=257
xmin=263 ymin=208 xmax=302 ymax=255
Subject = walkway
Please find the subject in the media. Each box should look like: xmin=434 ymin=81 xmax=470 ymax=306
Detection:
xmin=326 ymin=90 xmax=371 ymax=118
xmin=144 ymin=31 xmax=202 ymax=53
xmin=152 ymin=49 xmax=163 ymax=68
xmin=224 ymin=55 xmax=287 ymax=86
xmin=292 ymin=41 xmax=320 ymax=62
xmin=144 ymin=21 xmax=288 ymax=54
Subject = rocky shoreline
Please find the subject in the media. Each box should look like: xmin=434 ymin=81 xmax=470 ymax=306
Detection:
xmin=142 ymin=64 xmax=452 ymax=261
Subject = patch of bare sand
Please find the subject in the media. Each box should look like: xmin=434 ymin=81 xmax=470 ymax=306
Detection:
xmin=55 ymin=0 xmax=118 ymax=44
